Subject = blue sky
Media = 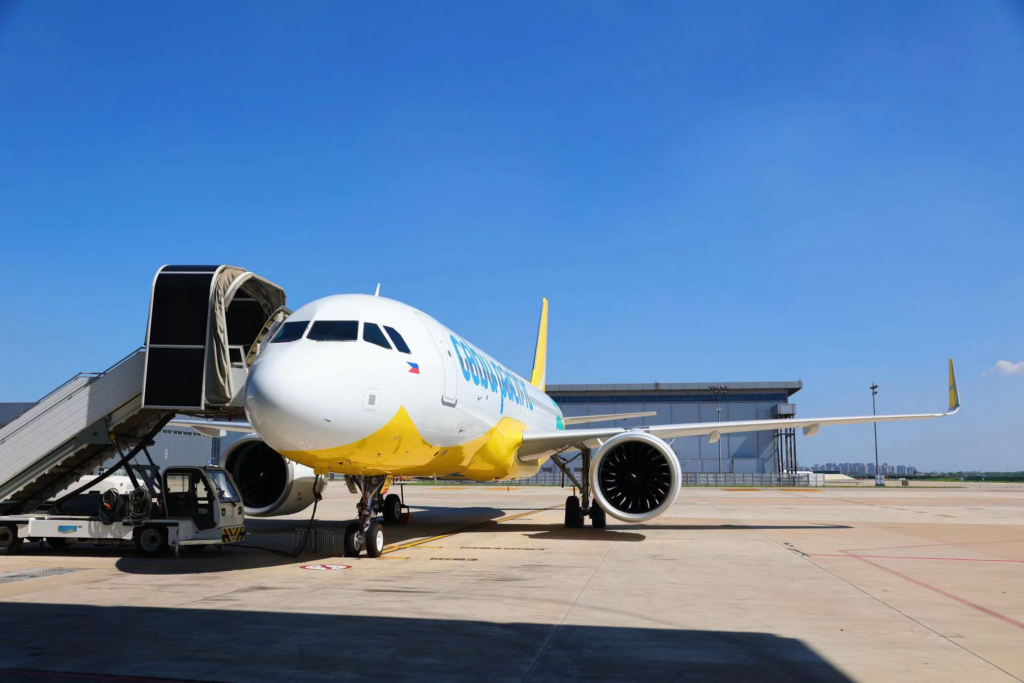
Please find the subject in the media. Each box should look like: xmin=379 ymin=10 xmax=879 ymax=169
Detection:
xmin=1 ymin=2 xmax=1022 ymax=471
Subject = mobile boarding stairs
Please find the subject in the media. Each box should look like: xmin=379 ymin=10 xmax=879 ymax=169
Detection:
xmin=0 ymin=266 xmax=289 ymax=555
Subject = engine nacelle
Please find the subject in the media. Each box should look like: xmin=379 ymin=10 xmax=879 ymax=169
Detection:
xmin=590 ymin=431 xmax=681 ymax=523
xmin=221 ymin=435 xmax=326 ymax=517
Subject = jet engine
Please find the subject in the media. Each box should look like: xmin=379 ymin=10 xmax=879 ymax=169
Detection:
xmin=221 ymin=435 xmax=325 ymax=517
xmin=589 ymin=431 xmax=681 ymax=523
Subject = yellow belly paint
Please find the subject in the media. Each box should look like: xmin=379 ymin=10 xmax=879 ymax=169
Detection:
xmin=282 ymin=406 xmax=529 ymax=480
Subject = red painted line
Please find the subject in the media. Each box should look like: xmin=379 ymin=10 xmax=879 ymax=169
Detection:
xmin=839 ymin=539 xmax=1024 ymax=554
xmin=809 ymin=554 xmax=1024 ymax=564
xmin=837 ymin=551 xmax=1024 ymax=631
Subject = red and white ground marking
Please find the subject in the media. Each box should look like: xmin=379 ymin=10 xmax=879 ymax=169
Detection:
xmin=300 ymin=563 xmax=352 ymax=571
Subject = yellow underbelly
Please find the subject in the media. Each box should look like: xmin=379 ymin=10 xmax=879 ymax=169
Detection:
xmin=281 ymin=406 xmax=529 ymax=481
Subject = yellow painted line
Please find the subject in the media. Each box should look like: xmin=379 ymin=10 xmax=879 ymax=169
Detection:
xmin=430 ymin=557 xmax=477 ymax=562
xmin=382 ymin=504 xmax=561 ymax=555
xmin=380 ymin=556 xmax=409 ymax=560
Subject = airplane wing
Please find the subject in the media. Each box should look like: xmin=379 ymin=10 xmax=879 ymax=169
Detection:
xmin=166 ymin=417 xmax=255 ymax=437
xmin=518 ymin=360 xmax=960 ymax=462
xmin=561 ymin=411 xmax=656 ymax=425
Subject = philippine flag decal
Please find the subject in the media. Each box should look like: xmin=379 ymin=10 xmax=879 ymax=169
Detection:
xmin=407 ymin=362 xmax=420 ymax=374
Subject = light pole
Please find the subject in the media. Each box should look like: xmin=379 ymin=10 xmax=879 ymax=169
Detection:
xmin=871 ymin=382 xmax=883 ymax=486
xmin=709 ymin=383 xmax=728 ymax=474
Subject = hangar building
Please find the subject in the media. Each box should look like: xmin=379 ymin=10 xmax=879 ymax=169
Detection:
xmin=540 ymin=381 xmax=802 ymax=481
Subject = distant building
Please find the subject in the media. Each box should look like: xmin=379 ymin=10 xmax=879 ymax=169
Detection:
xmin=809 ymin=461 xmax=917 ymax=477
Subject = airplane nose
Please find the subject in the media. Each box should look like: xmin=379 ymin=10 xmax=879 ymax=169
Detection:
xmin=245 ymin=349 xmax=339 ymax=451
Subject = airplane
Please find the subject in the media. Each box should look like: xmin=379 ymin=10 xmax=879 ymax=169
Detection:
xmin=171 ymin=293 xmax=961 ymax=558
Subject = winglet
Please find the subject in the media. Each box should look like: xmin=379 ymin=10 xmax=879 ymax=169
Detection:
xmin=948 ymin=359 xmax=960 ymax=414
xmin=530 ymin=298 xmax=548 ymax=392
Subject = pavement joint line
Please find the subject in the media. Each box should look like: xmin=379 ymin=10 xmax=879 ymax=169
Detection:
xmin=838 ymin=549 xmax=1024 ymax=632
xmin=748 ymin=526 xmax=1020 ymax=679
xmin=707 ymin=499 xmax=1022 ymax=681
xmin=520 ymin=517 xmax=619 ymax=683
xmin=381 ymin=504 xmax=562 ymax=555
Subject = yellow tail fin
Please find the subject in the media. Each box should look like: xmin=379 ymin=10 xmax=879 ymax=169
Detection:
xmin=948 ymin=359 xmax=960 ymax=413
xmin=530 ymin=298 xmax=548 ymax=391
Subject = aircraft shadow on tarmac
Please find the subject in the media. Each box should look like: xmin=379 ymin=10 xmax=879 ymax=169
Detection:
xmin=20 ymin=505 xmax=849 ymax=574
xmin=0 ymin=602 xmax=854 ymax=683
xmin=495 ymin=522 xmax=851 ymax=543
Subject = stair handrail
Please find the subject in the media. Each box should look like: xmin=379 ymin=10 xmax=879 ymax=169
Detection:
xmin=245 ymin=307 xmax=292 ymax=368
xmin=0 ymin=347 xmax=147 ymax=444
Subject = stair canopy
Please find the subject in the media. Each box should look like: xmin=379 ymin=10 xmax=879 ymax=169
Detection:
xmin=143 ymin=265 xmax=287 ymax=411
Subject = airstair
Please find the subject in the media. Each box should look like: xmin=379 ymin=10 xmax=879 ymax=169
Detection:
xmin=0 ymin=266 xmax=287 ymax=516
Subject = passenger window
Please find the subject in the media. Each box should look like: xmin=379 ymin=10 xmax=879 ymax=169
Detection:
xmin=270 ymin=321 xmax=308 ymax=343
xmin=384 ymin=326 xmax=411 ymax=354
xmin=308 ymin=321 xmax=358 ymax=342
xmin=363 ymin=323 xmax=392 ymax=350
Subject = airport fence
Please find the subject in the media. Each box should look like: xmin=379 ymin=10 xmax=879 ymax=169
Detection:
xmin=399 ymin=472 xmax=824 ymax=487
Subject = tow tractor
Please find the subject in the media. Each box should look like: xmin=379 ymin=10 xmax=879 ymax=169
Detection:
xmin=0 ymin=465 xmax=245 ymax=557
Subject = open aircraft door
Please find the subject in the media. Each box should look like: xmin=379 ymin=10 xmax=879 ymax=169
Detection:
xmin=143 ymin=265 xmax=288 ymax=412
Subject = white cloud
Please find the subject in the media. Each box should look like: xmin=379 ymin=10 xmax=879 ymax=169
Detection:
xmin=984 ymin=360 xmax=1024 ymax=377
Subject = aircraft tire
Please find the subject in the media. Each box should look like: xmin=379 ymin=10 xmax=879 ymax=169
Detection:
xmin=0 ymin=523 xmax=23 ymax=555
xmin=590 ymin=504 xmax=607 ymax=529
xmin=365 ymin=521 xmax=385 ymax=558
xmin=343 ymin=522 xmax=362 ymax=557
xmin=564 ymin=496 xmax=584 ymax=528
xmin=382 ymin=494 xmax=403 ymax=524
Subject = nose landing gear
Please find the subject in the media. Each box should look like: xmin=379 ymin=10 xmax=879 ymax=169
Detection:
xmin=343 ymin=475 xmax=401 ymax=558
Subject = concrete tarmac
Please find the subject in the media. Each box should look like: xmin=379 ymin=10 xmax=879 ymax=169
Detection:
xmin=1 ymin=482 xmax=1023 ymax=682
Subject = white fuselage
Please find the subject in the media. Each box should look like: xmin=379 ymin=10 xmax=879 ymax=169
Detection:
xmin=245 ymin=295 xmax=561 ymax=480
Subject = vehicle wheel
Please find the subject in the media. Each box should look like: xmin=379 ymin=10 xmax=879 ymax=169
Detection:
xmin=134 ymin=526 xmax=168 ymax=557
xmin=564 ymin=496 xmax=583 ymax=528
xmin=343 ymin=522 xmax=362 ymax=557
xmin=46 ymin=537 xmax=70 ymax=550
xmin=590 ymin=503 xmax=607 ymax=529
xmin=382 ymin=494 xmax=403 ymax=525
xmin=0 ymin=523 xmax=23 ymax=555
xmin=365 ymin=521 xmax=385 ymax=558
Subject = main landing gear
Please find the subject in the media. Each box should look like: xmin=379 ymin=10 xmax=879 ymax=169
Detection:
xmin=343 ymin=476 xmax=411 ymax=558
xmin=551 ymin=447 xmax=607 ymax=529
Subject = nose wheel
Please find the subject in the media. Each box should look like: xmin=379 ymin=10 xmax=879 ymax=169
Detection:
xmin=345 ymin=476 xmax=393 ymax=558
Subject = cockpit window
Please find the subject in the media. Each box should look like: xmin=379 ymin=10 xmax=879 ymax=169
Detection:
xmin=384 ymin=326 xmax=411 ymax=354
xmin=270 ymin=321 xmax=308 ymax=343
xmin=308 ymin=321 xmax=358 ymax=342
xmin=363 ymin=323 xmax=392 ymax=350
